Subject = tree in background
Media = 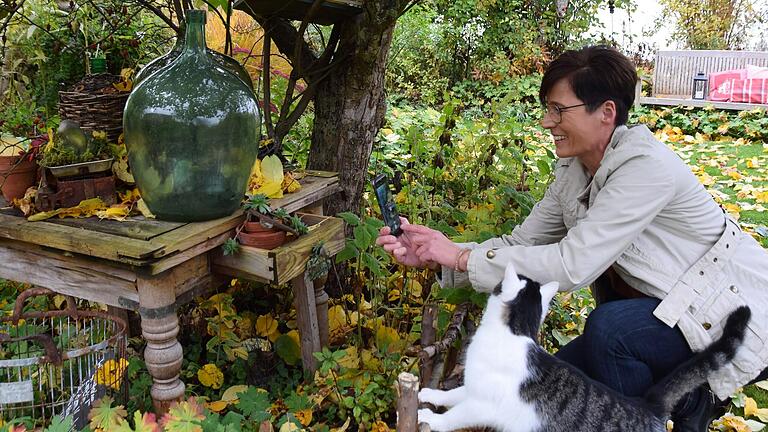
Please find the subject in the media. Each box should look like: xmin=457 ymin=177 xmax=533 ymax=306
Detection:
xmin=387 ymin=0 xmax=634 ymax=105
xmin=658 ymin=0 xmax=765 ymax=49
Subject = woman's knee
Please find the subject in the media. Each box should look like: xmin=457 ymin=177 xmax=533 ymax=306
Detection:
xmin=582 ymin=298 xmax=661 ymax=354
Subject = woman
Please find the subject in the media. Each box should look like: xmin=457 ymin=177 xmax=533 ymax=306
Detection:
xmin=376 ymin=46 xmax=768 ymax=431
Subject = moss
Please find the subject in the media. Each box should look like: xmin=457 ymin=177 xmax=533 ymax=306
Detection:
xmin=40 ymin=132 xmax=119 ymax=167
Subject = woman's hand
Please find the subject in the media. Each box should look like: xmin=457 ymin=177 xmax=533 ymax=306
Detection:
xmin=401 ymin=224 xmax=465 ymax=270
xmin=376 ymin=217 xmax=438 ymax=269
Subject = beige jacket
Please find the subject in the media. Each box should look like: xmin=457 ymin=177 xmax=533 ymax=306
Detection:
xmin=440 ymin=125 xmax=768 ymax=399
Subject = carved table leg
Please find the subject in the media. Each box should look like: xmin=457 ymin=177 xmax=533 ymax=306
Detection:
xmin=314 ymin=277 xmax=330 ymax=347
xmin=292 ymin=271 xmax=321 ymax=372
xmin=137 ymin=274 xmax=185 ymax=414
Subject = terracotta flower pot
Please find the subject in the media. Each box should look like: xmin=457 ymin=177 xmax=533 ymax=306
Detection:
xmin=237 ymin=229 xmax=287 ymax=250
xmin=0 ymin=156 xmax=38 ymax=201
xmin=243 ymin=220 xmax=274 ymax=233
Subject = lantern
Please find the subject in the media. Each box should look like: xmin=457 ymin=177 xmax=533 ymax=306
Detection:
xmin=692 ymin=72 xmax=708 ymax=100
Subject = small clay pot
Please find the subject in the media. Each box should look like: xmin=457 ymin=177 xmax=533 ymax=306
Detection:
xmin=243 ymin=220 xmax=274 ymax=233
xmin=237 ymin=229 xmax=287 ymax=250
xmin=0 ymin=156 xmax=38 ymax=201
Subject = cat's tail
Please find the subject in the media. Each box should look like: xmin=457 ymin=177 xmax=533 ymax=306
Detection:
xmin=644 ymin=305 xmax=751 ymax=415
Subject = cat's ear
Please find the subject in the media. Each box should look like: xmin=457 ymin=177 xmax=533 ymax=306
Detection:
xmin=539 ymin=281 xmax=559 ymax=313
xmin=501 ymin=262 xmax=523 ymax=300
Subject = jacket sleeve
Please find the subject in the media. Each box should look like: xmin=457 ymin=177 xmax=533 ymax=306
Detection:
xmin=460 ymin=153 xmax=676 ymax=292
xmin=438 ymin=172 xmax=568 ymax=288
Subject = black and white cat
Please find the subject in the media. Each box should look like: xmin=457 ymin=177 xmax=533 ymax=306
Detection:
xmin=418 ymin=263 xmax=750 ymax=432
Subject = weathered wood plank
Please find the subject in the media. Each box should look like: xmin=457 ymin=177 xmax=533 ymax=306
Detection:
xmin=210 ymin=245 xmax=275 ymax=283
xmin=149 ymin=212 xmax=244 ymax=258
xmin=0 ymin=237 xmax=138 ymax=282
xmin=0 ymin=213 xmax=163 ymax=262
xmin=148 ymin=230 xmax=233 ymax=275
xmin=274 ymin=215 xmax=345 ymax=284
xmin=292 ymin=271 xmax=320 ymax=372
xmin=269 ymin=174 xmax=340 ymax=213
xmin=638 ymin=96 xmax=767 ymax=111
xmin=50 ymin=216 xmax=183 ymax=241
xmin=0 ymin=242 xmax=139 ymax=308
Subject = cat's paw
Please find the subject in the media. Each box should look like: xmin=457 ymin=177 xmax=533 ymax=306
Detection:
xmin=418 ymin=387 xmax=442 ymax=406
xmin=418 ymin=408 xmax=437 ymax=426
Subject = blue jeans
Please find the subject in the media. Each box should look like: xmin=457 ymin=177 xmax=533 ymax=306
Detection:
xmin=554 ymin=298 xmax=694 ymax=398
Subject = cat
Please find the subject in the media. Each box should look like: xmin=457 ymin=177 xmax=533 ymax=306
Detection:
xmin=417 ymin=262 xmax=751 ymax=432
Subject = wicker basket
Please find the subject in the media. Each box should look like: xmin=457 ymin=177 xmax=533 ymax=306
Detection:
xmin=58 ymin=74 xmax=129 ymax=143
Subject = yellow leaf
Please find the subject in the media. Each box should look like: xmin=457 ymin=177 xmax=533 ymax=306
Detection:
xmin=723 ymin=203 xmax=741 ymax=219
xmin=728 ymin=170 xmax=743 ymax=180
xmin=294 ymin=409 xmax=313 ymax=427
xmin=331 ymin=417 xmax=351 ymax=432
xmin=755 ymin=408 xmax=768 ymax=423
xmin=696 ymin=172 xmax=715 ymax=186
xmin=278 ymin=421 xmax=300 ymax=432
xmin=94 ymin=358 xmax=128 ymax=390
xmin=388 ymin=289 xmax=401 ymax=302
xmin=407 ymin=280 xmax=423 ymax=299
xmin=262 ymin=155 xmax=284 ymax=184
xmin=113 ymin=157 xmax=135 ymax=184
xmin=371 ymin=420 xmax=391 ymax=432
xmin=96 ymin=205 xmax=130 ymax=221
xmin=337 ymin=346 xmax=359 ymax=369
xmin=286 ymin=329 xmax=301 ymax=349
xmin=221 ymin=385 xmax=250 ymax=402
xmin=136 ymin=199 xmax=155 ymax=218
xmin=45 ymin=127 xmax=55 ymax=153
xmin=197 ymin=363 xmax=224 ymax=389
xmin=282 ymin=172 xmax=301 ymax=194
xmin=205 ymin=400 xmax=229 ymax=413
xmin=256 ymin=314 xmax=279 ymax=338
xmin=717 ymin=415 xmax=751 ymax=432
xmin=254 ymin=180 xmax=284 ymax=198
xmin=756 ymin=191 xmax=768 ymax=204
xmin=375 ymin=326 xmax=401 ymax=353
xmin=747 ymin=158 xmax=760 ymax=169
xmin=745 ymin=396 xmax=758 ymax=417
xmin=328 ymin=305 xmax=348 ymax=335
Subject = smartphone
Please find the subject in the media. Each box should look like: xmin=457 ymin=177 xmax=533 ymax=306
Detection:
xmin=372 ymin=174 xmax=402 ymax=236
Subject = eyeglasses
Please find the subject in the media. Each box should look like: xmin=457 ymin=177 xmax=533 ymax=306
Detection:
xmin=544 ymin=103 xmax=587 ymax=124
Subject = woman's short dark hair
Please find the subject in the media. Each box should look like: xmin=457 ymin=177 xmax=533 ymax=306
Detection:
xmin=539 ymin=46 xmax=638 ymax=126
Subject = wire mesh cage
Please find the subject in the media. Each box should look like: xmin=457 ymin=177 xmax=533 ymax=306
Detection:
xmin=0 ymin=288 xmax=128 ymax=428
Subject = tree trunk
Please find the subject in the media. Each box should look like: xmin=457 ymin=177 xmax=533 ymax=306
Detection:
xmin=307 ymin=14 xmax=395 ymax=215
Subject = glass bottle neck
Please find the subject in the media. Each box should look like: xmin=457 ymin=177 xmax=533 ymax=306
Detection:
xmin=182 ymin=14 xmax=207 ymax=55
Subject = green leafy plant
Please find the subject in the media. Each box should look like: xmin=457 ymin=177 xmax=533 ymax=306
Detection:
xmin=243 ymin=193 xmax=272 ymax=215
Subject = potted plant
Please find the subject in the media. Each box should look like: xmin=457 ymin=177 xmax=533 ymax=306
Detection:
xmin=0 ymin=134 xmax=39 ymax=202
xmin=230 ymin=194 xmax=309 ymax=250
xmin=0 ymin=105 xmax=48 ymax=202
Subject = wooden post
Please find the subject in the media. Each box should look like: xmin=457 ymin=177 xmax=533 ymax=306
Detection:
xmin=292 ymin=271 xmax=321 ymax=372
xmin=419 ymin=304 xmax=437 ymax=387
xmin=314 ymin=278 xmax=330 ymax=346
xmin=136 ymin=257 xmax=207 ymax=413
xmin=397 ymin=372 xmax=419 ymax=432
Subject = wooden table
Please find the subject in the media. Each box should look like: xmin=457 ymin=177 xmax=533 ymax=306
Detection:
xmin=0 ymin=171 xmax=341 ymax=412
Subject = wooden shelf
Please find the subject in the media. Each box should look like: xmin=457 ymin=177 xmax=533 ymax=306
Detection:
xmin=212 ymin=213 xmax=345 ymax=284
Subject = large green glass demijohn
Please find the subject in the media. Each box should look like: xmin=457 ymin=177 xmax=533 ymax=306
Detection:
xmin=134 ymin=20 xmax=253 ymax=91
xmin=123 ymin=9 xmax=260 ymax=222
